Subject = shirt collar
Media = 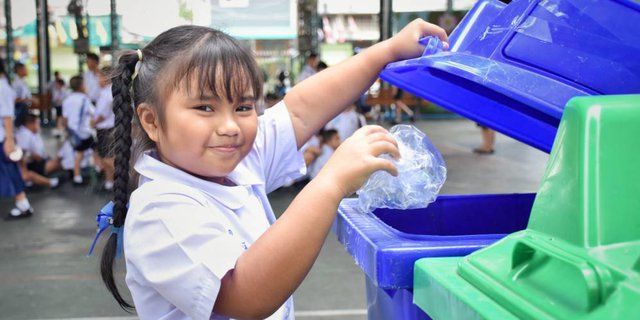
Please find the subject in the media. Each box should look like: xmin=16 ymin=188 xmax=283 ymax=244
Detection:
xmin=134 ymin=150 xmax=263 ymax=210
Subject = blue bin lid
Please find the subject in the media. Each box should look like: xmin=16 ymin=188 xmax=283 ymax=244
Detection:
xmin=380 ymin=0 xmax=640 ymax=153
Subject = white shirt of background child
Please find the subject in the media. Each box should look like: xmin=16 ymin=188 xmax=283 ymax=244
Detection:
xmin=124 ymin=101 xmax=306 ymax=320
xmin=83 ymin=70 xmax=101 ymax=102
xmin=308 ymin=143 xmax=334 ymax=179
xmin=94 ymin=85 xmax=115 ymax=130
xmin=325 ymin=110 xmax=366 ymax=143
xmin=57 ymin=141 xmax=91 ymax=170
xmin=15 ymin=126 xmax=46 ymax=159
xmin=12 ymin=76 xmax=31 ymax=100
xmin=52 ymin=85 xmax=69 ymax=107
xmin=0 ymin=77 xmax=16 ymax=142
xmin=62 ymin=92 xmax=95 ymax=139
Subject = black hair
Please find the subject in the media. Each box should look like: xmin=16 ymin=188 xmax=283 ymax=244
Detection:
xmin=55 ymin=78 xmax=65 ymax=86
xmin=69 ymin=75 xmax=84 ymax=92
xmin=24 ymin=113 xmax=39 ymax=124
xmin=308 ymin=52 xmax=318 ymax=59
xmin=321 ymin=128 xmax=338 ymax=143
xmin=101 ymin=25 xmax=262 ymax=312
xmin=14 ymin=62 xmax=25 ymax=73
xmin=317 ymin=61 xmax=328 ymax=71
xmin=86 ymin=53 xmax=100 ymax=63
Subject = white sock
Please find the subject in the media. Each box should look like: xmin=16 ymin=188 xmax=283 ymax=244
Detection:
xmin=16 ymin=198 xmax=31 ymax=212
xmin=73 ymin=175 xmax=83 ymax=183
xmin=49 ymin=177 xmax=59 ymax=188
xmin=104 ymin=180 xmax=114 ymax=190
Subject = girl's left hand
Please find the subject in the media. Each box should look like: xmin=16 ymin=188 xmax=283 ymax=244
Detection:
xmin=384 ymin=18 xmax=449 ymax=62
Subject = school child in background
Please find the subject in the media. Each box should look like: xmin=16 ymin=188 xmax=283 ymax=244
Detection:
xmin=15 ymin=114 xmax=59 ymax=188
xmin=308 ymin=129 xmax=341 ymax=179
xmin=12 ymin=63 xmax=37 ymax=127
xmin=51 ymin=78 xmax=69 ymax=138
xmin=56 ymin=140 xmax=92 ymax=174
xmin=84 ymin=53 xmax=102 ymax=104
xmin=0 ymin=60 xmax=34 ymax=220
xmin=325 ymin=104 xmax=367 ymax=142
xmin=97 ymin=21 xmax=447 ymax=319
xmin=90 ymin=67 xmax=115 ymax=191
xmin=62 ymin=76 xmax=96 ymax=185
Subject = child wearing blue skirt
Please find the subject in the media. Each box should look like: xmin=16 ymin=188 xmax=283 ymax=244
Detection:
xmin=0 ymin=60 xmax=34 ymax=220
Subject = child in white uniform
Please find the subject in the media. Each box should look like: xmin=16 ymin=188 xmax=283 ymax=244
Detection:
xmin=62 ymin=75 xmax=96 ymax=185
xmin=97 ymin=22 xmax=448 ymax=319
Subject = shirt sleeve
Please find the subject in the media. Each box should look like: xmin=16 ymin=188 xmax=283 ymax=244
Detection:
xmin=125 ymin=185 xmax=245 ymax=320
xmin=254 ymin=101 xmax=306 ymax=193
xmin=0 ymin=86 xmax=14 ymax=118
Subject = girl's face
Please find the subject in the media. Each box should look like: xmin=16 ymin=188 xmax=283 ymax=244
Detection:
xmin=141 ymin=84 xmax=258 ymax=184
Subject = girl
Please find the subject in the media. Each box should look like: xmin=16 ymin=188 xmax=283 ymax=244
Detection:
xmin=0 ymin=60 xmax=34 ymax=220
xmin=100 ymin=20 xmax=447 ymax=319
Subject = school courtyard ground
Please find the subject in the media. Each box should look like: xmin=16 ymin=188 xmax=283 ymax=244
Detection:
xmin=0 ymin=116 xmax=548 ymax=320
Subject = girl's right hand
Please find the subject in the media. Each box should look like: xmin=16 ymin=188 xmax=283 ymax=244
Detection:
xmin=315 ymin=125 xmax=400 ymax=198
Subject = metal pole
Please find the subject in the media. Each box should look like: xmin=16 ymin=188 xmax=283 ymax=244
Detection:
xmin=36 ymin=0 xmax=51 ymax=124
xmin=5 ymin=0 xmax=13 ymax=82
xmin=380 ymin=0 xmax=391 ymax=41
xmin=36 ymin=0 xmax=50 ymax=95
xmin=110 ymin=0 xmax=118 ymax=65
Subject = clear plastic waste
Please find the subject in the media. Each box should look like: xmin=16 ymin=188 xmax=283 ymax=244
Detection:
xmin=357 ymin=125 xmax=446 ymax=213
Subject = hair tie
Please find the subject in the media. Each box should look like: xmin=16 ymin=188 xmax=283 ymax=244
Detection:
xmin=131 ymin=49 xmax=143 ymax=81
xmin=88 ymin=201 xmax=125 ymax=258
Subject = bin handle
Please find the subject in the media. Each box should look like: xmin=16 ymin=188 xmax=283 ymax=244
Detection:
xmin=510 ymin=238 xmax=614 ymax=312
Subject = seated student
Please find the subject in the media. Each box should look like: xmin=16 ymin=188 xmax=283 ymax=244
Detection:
xmin=15 ymin=114 xmax=59 ymax=188
xmin=308 ymin=129 xmax=341 ymax=179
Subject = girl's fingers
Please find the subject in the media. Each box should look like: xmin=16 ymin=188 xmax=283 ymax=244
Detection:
xmin=356 ymin=124 xmax=389 ymax=136
xmin=371 ymin=158 xmax=398 ymax=177
xmin=366 ymin=131 xmax=398 ymax=148
xmin=369 ymin=140 xmax=400 ymax=159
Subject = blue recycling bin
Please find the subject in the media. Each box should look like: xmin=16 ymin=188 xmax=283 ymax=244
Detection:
xmin=334 ymin=0 xmax=640 ymax=319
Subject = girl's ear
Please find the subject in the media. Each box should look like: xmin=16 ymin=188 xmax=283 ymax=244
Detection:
xmin=137 ymin=103 xmax=160 ymax=142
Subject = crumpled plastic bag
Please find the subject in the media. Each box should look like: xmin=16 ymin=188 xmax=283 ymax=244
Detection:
xmin=356 ymin=125 xmax=446 ymax=213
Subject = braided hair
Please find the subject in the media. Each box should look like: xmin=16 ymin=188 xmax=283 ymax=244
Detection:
xmin=99 ymin=25 xmax=263 ymax=311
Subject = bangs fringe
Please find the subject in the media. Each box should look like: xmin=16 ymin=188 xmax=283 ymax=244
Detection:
xmin=166 ymin=34 xmax=262 ymax=102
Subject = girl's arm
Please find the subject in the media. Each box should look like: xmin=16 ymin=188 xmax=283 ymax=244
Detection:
xmin=214 ymin=125 xmax=400 ymax=319
xmin=284 ymin=19 xmax=447 ymax=148
xmin=3 ymin=117 xmax=15 ymax=156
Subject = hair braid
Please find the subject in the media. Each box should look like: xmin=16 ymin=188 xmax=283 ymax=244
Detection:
xmin=99 ymin=52 xmax=138 ymax=312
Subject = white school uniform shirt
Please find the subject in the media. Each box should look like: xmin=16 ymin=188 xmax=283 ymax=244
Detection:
xmin=0 ymin=77 xmax=16 ymax=142
xmin=325 ymin=110 xmax=366 ymax=142
xmin=15 ymin=126 xmax=46 ymax=159
xmin=94 ymin=85 xmax=114 ymax=129
xmin=57 ymin=141 xmax=91 ymax=170
xmin=308 ymin=144 xmax=334 ymax=179
xmin=83 ymin=70 xmax=101 ymax=102
xmin=12 ymin=76 xmax=31 ymax=100
xmin=124 ymin=101 xmax=306 ymax=320
xmin=62 ymin=92 xmax=95 ymax=139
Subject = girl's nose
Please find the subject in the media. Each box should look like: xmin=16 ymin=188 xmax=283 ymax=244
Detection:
xmin=216 ymin=115 xmax=240 ymax=136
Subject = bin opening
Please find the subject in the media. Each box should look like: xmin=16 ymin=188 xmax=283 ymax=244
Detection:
xmin=371 ymin=193 xmax=535 ymax=237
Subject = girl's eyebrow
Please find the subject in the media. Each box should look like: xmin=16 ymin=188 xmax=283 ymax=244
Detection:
xmin=188 ymin=95 xmax=256 ymax=102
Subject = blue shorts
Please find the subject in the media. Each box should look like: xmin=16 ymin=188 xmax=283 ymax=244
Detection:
xmin=0 ymin=140 xmax=26 ymax=197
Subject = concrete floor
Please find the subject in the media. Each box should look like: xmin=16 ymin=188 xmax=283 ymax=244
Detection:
xmin=0 ymin=117 xmax=549 ymax=320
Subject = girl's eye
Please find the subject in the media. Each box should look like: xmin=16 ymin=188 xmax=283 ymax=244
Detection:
xmin=236 ymin=105 xmax=254 ymax=112
xmin=193 ymin=105 xmax=213 ymax=112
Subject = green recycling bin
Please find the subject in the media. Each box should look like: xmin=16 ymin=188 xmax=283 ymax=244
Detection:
xmin=413 ymin=95 xmax=640 ymax=319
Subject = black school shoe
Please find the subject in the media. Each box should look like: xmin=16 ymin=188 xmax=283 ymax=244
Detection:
xmin=4 ymin=207 xmax=34 ymax=221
